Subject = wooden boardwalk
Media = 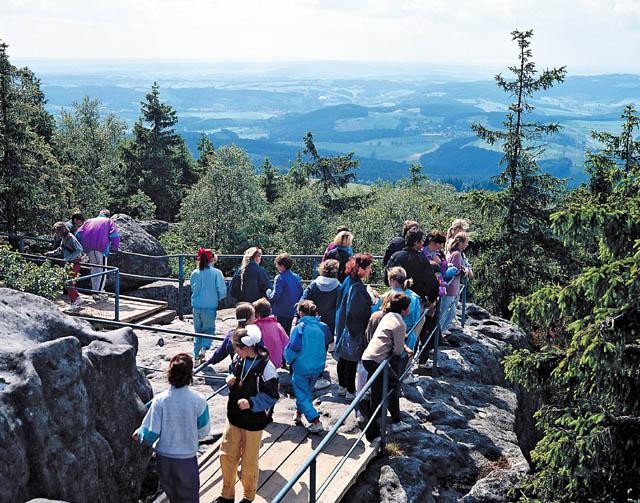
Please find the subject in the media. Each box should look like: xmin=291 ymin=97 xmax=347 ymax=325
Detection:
xmin=55 ymin=293 xmax=168 ymax=323
xmin=155 ymin=420 xmax=376 ymax=503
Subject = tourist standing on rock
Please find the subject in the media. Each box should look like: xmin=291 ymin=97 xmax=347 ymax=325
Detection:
xmin=324 ymin=230 xmax=354 ymax=283
xmin=286 ymin=300 xmax=332 ymax=433
xmin=205 ymin=302 xmax=259 ymax=370
xmin=75 ymin=210 xmax=120 ymax=301
xmin=446 ymin=218 xmax=474 ymax=280
xmin=134 ymin=353 xmax=210 ymax=503
xmin=216 ymin=329 xmax=279 ymax=503
xmin=382 ymin=220 xmax=419 ymax=268
xmin=322 ymin=225 xmax=350 ymax=260
xmin=361 ymin=291 xmax=413 ymax=441
xmin=229 ymin=246 xmax=272 ymax=303
xmin=191 ymin=247 xmax=227 ymax=364
xmin=253 ymin=298 xmax=289 ymax=369
xmin=440 ymin=232 xmax=469 ymax=335
xmin=45 ymin=222 xmax=84 ymax=312
xmin=334 ymin=253 xmax=375 ymax=401
xmin=266 ymin=253 xmax=303 ymax=334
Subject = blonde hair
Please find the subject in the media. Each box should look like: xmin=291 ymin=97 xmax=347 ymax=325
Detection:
xmin=240 ymin=246 xmax=262 ymax=289
xmin=446 ymin=219 xmax=470 ymax=240
xmin=386 ymin=266 xmax=413 ymax=290
xmin=447 ymin=232 xmax=469 ymax=253
xmin=333 ymin=230 xmax=353 ymax=247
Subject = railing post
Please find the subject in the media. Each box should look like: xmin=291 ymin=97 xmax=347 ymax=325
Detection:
xmin=114 ymin=270 xmax=120 ymax=322
xmin=18 ymin=238 xmax=24 ymax=253
xmin=380 ymin=363 xmax=389 ymax=454
xmin=461 ymin=281 xmax=468 ymax=328
xmin=178 ymin=255 xmax=184 ymax=320
xmin=309 ymin=458 xmax=316 ymax=503
xmin=433 ymin=302 xmax=440 ymax=371
xmin=312 ymin=257 xmax=319 ymax=279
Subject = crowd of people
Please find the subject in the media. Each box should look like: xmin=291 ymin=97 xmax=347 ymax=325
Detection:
xmin=136 ymin=218 xmax=473 ymax=503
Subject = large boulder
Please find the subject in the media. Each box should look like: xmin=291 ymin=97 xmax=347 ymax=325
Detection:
xmin=137 ymin=219 xmax=170 ymax=239
xmin=107 ymin=214 xmax=172 ymax=291
xmin=0 ymin=288 xmax=153 ymax=503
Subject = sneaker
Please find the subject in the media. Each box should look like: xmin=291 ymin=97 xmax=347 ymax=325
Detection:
xmin=403 ymin=372 xmax=419 ymax=385
xmin=307 ymin=420 xmax=324 ymax=434
xmin=337 ymin=386 xmax=347 ymax=397
xmin=293 ymin=412 xmax=303 ymax=426
xmin=214 ymin=497 xmax=234 ymax=503
xmin=345 ymin=391 xmax=356 ymax=402
xmin=314 ymin=378 xmax=331 ymax=390
xmin=389 ymin=421 xmax=411 ymax=433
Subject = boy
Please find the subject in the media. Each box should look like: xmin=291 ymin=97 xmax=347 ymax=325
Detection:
xmin=266 ymin=253 xmax=303 ymax=334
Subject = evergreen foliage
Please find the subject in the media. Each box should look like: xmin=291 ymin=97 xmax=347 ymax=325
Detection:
xmin=259 ymin=157 xmax=280 ymax=203
xmin=466 ymin=29 xmax=569 ymax=317
xmin=506 ymin=106 xmax=640 ymax=502
xmin=302 ymin=132 xmax=358 ymax=195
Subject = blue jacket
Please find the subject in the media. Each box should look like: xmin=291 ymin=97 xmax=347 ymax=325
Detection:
xmin=268 ymin=269 xmax=303 ymax=318
xmin=190 ymin=265 xmax=227 ymax=310
xmin=285 ymin=316 xmax=332 ymax=375
xmin=229 ymin=261 xmax=272 ymax=303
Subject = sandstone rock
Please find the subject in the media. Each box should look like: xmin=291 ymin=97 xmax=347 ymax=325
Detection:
xmin=107 ymin=214 xmax=172 ymax=290
xmin=137 ymin=219 xmax=170 ymax=238
xmin=0 ymin=288 xmax=153 ymax=503
xmin=379 ymin=465 xmax=409 ymax=503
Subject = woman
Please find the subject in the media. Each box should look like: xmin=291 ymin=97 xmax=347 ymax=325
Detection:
xmin=325 ymin=230 xmax=354 ymax=283
xmin=229 ymin=246 xmax=272 ymax=303
xmin=446 ymin=219 xmax=474 ymax=280
xmin=440 ymin=232 xmax=469 ymax=334
xmin=190 ymin=247 xmax=227 ymax=363
xmin=334 ymin=253 xmax=374 ymax=401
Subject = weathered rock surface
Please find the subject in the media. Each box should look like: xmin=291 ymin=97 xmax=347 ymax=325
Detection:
xmin=344 ymin=304 xmax=531 ymax=502
xmin=137 ymin=219 xmax=170 ymax=238
xmin=107 ymin=214 xmax=172 ymax=290
xmin=0 ymin=288 xmax=153 ymax=503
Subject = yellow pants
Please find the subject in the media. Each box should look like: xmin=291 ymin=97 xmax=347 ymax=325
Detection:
xmin=219 ymin=421 xmax=263 ymax=500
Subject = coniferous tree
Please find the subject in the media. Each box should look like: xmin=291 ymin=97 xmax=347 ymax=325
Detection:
xmin=467 ymin=29 xmax=568 ymax=316
xmin=506 ymin=105 xmax=640 ymax=502
xmin=120 ymin=82 xmax=196 ymax=221
xmin=286 ymin=151 xmax=309 ymax=189
xmin=259 ymin=157 xmax=280 ymax=203
xmin=0 ymin=41 xmax=66 ymax=234
xmin=302 ymin=132 xmax=358 ymax=195
xmin=409 ymin=162 xmax=426 ymax=186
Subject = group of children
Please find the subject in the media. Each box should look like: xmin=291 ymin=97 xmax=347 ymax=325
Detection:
xmin=136 ymin=218 xmax=473 ymax=503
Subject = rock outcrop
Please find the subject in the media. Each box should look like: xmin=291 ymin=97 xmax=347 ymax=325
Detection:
xmin=344 ymin=303 xmax=531 ymax=502
xmin=0 ymin=288 xmax=153 ymax=503
xmin=137 ymin=219 xmax=170 ymax=238
xmin=107 ymin=214 xmax=172 ymax=290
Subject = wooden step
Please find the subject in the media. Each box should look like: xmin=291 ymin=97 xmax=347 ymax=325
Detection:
xmin=139 ymin=309 xmax=177 ymax=326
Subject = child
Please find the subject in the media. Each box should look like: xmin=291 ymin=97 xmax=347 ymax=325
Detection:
xmin=133 ymin=353 xmax=211 ymax=503
xmin=190 ymin=247 xmax=227 ymax=364
xmin=253 ymin=298 xmax=289 ymax=369
xmin=300 ymin=259 xmax=340 ymax=336
xmin=285 ymin=300 xmax=332 ymax=433
xmin=205 ymin=302 xmax=258 ymax=370
xmin=266 ymin=253 xmax=303 ymax=334
xmin=216 ymin=328 xmax=279 ymax=503
xmin=45 ymin=221 xmax=84 ymax=312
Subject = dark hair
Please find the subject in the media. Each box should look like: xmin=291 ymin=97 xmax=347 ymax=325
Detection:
xmin=318 ymin=259 xmax=339 ymax=278
xmin=405 ymin=228 xmax=425 ymax=249
xmin=52 ymin=221 xmax=69 ymax=236
xmin=297 ymin=299 xmax=318 ymax=317
xmin=71 ymin=212 xmax=85 ymax=223
xmin=167 ymin=353 xmax=193 ymax=388
xmin=427 ymin=230 xmax=446 ymax=245
xmin=232 ymin=328 xmax=269 ymax=358
xmin=385 ymin=291 xmax=411 ymax=314
xmin=235 ymin=302 xmax=255 ymax=327
xmin=336 ymin=225 xmax=349 ymax=233
xmin=253 ymin=298 xmax=272 ymax=318
xmin=275 ymin=253 xmax=293 ymax=270
xmin=345 ymin=253 xmax=374 ymax=279
xmin=402 ymin=220 xmax=419 ymax=237
xmin=198 ymin=253 xmax=212 ymax=270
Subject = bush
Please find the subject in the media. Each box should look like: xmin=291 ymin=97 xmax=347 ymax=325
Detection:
xmin=0 ymin=245 xmax=69 ymax=300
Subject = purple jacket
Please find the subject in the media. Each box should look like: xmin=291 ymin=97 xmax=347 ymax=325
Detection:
xmin=76 ymin=217 xmax=121 ymax=255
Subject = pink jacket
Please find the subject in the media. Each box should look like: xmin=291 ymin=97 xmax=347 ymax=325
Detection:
xmin=255 ymin=316 xmax=289 ymax=368
xmin=76 ymin=217 xmax=121 ymax=255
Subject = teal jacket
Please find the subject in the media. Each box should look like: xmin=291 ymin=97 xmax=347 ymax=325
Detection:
xmin=285 ymin=316 xmax=332 ymax=376
xmin=190 ymin=265 xmax=227 ymax=310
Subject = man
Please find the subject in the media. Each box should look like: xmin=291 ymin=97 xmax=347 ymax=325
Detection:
xmin=382 ymin=220 xmax=420 ymax=288
xmin=76 ymin=211 xmax=120 ymax=301
xmin=65 ymin=212 xmax=85 ymax=235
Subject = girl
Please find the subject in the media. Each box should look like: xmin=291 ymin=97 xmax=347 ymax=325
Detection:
xmin=440 ymin=232 xmax=469 ymax=334
xmin=205 ymin=302 xmax=258 ymax=370
xmin=216 ymin=329 xmax=279 ymax=503
xmin=299 ymin=259 xmax=341 ymax=335
xmin=253 ymin=298 xmax=289 ymax=369
xmin=229 ymin=247 xmax=272 ymax=303
xmin=134 ymin=353 xmax=210 ymax=503
xmin=334 ymin=253 xmax=374 ymax=401
xmin=324 ymin=231 xmax=354 ymax=283
xmin=190 ymin=247 xmax=227 ymax=363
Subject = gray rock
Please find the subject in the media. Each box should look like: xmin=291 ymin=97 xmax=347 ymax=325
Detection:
xmin=107 ymin=214 xmax=172 ymax=290
xmin=379 ymin=465 xmax=409 ymax=503
xmin=137 ymin=219 xmax=170 ymax=238
xmin=459 ymin=468 xmax=524 ymax=502
xmin=128 ymin=280 xmax=193 ymax=314
xmin=0 ymin=288 xmax=153 ymax=503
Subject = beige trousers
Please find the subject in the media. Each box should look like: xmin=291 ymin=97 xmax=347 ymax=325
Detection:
xmin=219 ymin=421 xmax=263 ymax=501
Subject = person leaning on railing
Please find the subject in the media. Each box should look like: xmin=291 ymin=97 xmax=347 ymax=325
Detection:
xmin=45 ymin=221 xmax=84 ymax=312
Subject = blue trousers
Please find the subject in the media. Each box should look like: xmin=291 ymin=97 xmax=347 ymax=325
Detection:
xmin=193 ymin=307 xmax=217 ymax=357
xmin=292 ymin=372 xmax=320 ymax=423
xmin=156 ymin=453 xmax=199 ymax=503
xmin=439 ymin=295 xmax=458 ymax=334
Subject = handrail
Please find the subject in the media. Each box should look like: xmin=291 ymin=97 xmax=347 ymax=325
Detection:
xmin=75 ymin=317 xmax=226 ymax=341
xmin=272 ymin=284 xmax=465 ymax=503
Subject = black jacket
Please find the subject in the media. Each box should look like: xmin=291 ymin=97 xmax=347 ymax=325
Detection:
xmin=383 ymin=236 xmax=405 ymax=267
xmin=229 ymin=261 xmax=272 ymax=303
xmin=386 ymin=247 xmax=439 ymax=303
xmin=325 ymin=247 xmax=351 ymax=283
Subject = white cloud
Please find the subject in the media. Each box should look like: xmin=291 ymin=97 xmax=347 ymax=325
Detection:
xmin=1 ymin=0 xmax=638 ymax=72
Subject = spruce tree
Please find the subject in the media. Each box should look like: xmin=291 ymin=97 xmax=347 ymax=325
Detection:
xmin=467 ymin=29 xmax=568 ymax=316
xmin=303 ymin=132 xmax=358 ymax=195
xmin=409 ymin=162 xmax=426 ymax=186
xmin=259 ymin=157 xmax=279 ymax=203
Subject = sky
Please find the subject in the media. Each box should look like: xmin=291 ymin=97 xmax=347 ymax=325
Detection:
xmin=2 ymin=0 xmax=640 ymax=74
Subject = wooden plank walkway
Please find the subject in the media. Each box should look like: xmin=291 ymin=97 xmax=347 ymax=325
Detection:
xmin=55 ymin=293 xmax=168 ymax=323
xmin=155 ymin=420 xmax=376 ymax=503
